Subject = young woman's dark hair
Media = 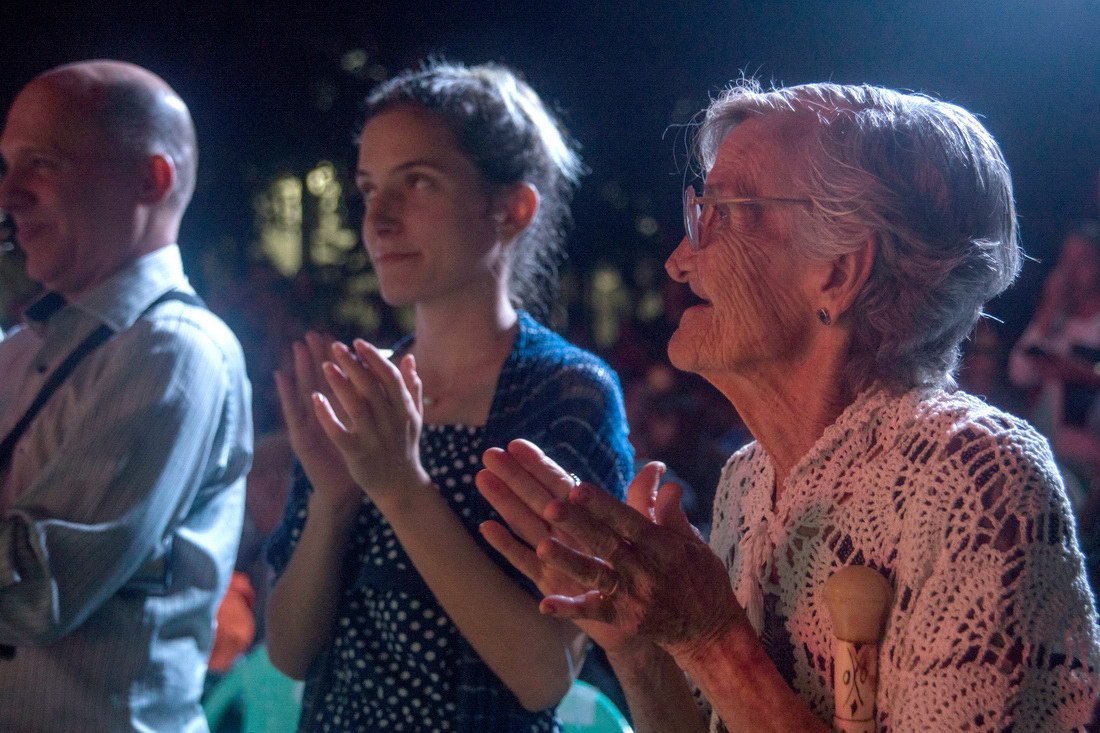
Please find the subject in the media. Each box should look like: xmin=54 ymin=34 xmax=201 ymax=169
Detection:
xmin=363 ymin=61 xmax=583 ymax=322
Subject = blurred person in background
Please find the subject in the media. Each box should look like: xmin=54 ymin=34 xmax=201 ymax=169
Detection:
xmin=1009 ymin=221 xmax=1100 ymax=510
xmin=956 ymin=319 xmax=1026 ymax=418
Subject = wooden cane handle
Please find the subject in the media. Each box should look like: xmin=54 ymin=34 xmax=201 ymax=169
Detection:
xmin=831 ymin=638 xmax=879 ymax=732
xmin=824 ymin=566 xmax=892 ymax=733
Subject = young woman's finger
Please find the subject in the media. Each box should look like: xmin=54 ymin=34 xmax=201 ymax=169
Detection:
xmin=352 ymin=338 xmax=407 ymax=411
xmin=311 ymin=391 xmax=351 ymax=449
xmin=329 ymin=342 xmax=389 ymax=411
xmin=323 ymin=360 xmax=378 ymax=433
xmin=274 ymin=369 xmax=302 ymax=424
xmin=292 ymin=340 xmax=319 ymax=399
xmin=399 ymin=354 xmax=423 ymax=415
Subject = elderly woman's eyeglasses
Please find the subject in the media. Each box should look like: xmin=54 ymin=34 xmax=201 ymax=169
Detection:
xmin=682 ymin=186 xmax=812 ymax=250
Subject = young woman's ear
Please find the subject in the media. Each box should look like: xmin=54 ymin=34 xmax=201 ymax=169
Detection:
xmin=495 ymin=183 xmax=539 ymax=243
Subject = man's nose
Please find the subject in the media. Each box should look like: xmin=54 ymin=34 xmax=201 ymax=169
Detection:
xmin=0 ymin=170 xmax=30 ymax=213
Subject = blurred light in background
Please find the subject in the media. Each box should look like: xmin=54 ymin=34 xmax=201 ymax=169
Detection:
xmin=590 ymin=265 xmax=630 ymax=348
xmin=255 ymin=175 xmax=303 ymax=277
xmin=307 ymin=162 xmax=358 ymax=267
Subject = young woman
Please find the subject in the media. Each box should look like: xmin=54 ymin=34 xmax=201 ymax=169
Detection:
xmin=265 ymin=61 xmax=633 ymax=732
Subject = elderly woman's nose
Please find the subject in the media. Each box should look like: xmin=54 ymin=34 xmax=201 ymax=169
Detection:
xmin=665 ymin=237 xmax=694 ymax=282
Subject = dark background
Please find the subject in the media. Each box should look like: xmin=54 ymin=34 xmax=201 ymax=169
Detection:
xmin=1 ymin=0 xmax=1098 ymax=337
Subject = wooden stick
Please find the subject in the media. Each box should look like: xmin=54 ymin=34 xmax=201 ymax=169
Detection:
xmin=824 ymin=566 xmax=893 ymax=733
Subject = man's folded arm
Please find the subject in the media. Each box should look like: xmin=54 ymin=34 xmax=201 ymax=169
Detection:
xmin=0 ymin=319 xmax=245 ymax=645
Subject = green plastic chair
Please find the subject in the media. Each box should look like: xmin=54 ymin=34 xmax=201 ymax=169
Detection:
xmin=557 ymin=679 xmax=634 ymax=733
xmin=203 ymin=644 xmax=302 ymax=733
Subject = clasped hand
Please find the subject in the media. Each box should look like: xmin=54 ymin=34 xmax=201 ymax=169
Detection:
xmin=276 ymin=332 xmax=430 ymax=507
xmin=476 ymin=440 xmax=746 ymax=660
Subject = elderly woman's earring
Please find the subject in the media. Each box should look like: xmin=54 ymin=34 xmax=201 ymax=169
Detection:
xmin=816 ymin=308 xmax=832 ymax=326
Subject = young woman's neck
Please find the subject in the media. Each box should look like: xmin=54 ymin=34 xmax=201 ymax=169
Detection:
xmin=411 ymin=290 xmax=518 ymax=379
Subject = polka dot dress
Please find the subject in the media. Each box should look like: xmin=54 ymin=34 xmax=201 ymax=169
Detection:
xmin=269 ymin=312 xmax=635 ymax=733
xmin=290 ymin=424 xmax=555 ymax=732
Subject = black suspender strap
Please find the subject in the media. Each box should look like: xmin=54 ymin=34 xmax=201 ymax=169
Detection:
xmin=0 ymin=290 xmax=206 ymax=471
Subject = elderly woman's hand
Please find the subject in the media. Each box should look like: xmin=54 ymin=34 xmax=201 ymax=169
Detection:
xmin=477 ymin=440 xmax=746 ymax=661
xmin=537 ymin=478 xmax=747 ymax=661
xmin=477 ymin=440 xmax=654 ymax=655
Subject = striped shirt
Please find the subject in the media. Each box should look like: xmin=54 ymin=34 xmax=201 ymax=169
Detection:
xmin=0 ymin=245 xmax=252 ymax=732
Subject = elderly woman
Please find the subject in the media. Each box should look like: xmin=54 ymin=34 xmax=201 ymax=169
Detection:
xmin=475 ymin=82 xmax=1100 ymax=732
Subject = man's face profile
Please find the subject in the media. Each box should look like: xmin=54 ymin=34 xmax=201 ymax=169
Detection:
xmin=0 ymin=80 xmax=139 ymax=298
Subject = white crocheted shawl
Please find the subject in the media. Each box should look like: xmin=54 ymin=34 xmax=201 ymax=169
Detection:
xmin=706 ymin=387 xmax=1099 ymax=731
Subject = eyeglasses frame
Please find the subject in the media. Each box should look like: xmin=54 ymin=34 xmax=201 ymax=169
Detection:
xmin=682 ymin=186 xmax=812 ymax=250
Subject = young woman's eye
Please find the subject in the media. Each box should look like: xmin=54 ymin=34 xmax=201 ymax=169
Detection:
xmin=407 ymin=173 xmax=434 ymax=192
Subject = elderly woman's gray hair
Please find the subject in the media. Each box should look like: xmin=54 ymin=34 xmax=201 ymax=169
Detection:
xmin=697 ymin=82 xmax=1021 ymax=395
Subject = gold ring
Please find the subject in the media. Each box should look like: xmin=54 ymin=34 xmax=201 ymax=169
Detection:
xmin=599 ymin=578 xmax=620 ymax=600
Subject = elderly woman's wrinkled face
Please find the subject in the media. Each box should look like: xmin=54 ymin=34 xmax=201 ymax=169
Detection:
xmin=665 ymin=117 xmax=815 ymax=377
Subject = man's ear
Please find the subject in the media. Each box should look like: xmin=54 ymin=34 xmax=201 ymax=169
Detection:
xmin=495 ymin=183 xmax=539 ymax=243
xmin=816 ymin=233 xmax=877 ymax=321
xmin=138 ymin=154 xmax=175 ymax=205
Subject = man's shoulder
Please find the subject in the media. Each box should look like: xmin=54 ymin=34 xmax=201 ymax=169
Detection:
xmin=124 ymin=296 xmax=246 ymax=368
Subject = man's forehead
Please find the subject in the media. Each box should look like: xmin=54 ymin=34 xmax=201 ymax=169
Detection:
xmin=2 ymin=82 xmax=105 ymax=154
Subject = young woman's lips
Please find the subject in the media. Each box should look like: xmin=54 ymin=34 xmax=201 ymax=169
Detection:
xmin=374 ymin=252 xmax=420 ymax=265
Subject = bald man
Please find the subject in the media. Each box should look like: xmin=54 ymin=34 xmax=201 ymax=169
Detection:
xmin=0 ymin=61 xmax=252 ymax=731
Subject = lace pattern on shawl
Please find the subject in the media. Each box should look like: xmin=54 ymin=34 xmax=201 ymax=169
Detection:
xmin=706 ymin=388 xmax=1100 ymax=732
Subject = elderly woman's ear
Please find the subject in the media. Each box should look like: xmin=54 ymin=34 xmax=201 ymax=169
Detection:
xmin=812 ymin=234 xmax=876 ymax=326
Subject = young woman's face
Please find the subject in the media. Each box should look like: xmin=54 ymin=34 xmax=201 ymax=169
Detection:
xmin=356 ymin=103 xmax=506 ymax=307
